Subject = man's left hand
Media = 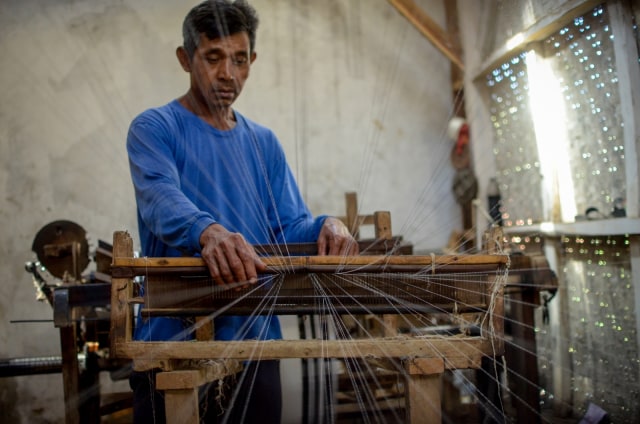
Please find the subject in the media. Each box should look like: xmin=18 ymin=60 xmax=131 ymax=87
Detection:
xmin=317 ymin=217 xmax=359 ymax=256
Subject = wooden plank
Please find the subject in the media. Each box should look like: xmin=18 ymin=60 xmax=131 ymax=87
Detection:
xmin=387 ymin=0 xmax=463 ymax=71
xmin=157 ymin=370 xmax=204 ymax=390
xmin=156 ymin=367 xmax=234 ymax=391
xmin=155 ymin=360 xmax=241 ymax=390
xmin=117 ymin=337 xmax=496 ymax=362
xmin=112 ymin=253 xmax=508 ymax=270
xmin=444 ymin=0 xmax=464 ymax=91
xmin=472 ymin=0 xmax=603 ymax=79
xmin=367 ymin=353 xmax=480 ymax=374
xmin=132 ymin=358 xmax=241 ymax=373
xmin=406 ymin=358 xmax=445 ymax=376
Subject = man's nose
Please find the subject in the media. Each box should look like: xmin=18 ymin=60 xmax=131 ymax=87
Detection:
xmin=217 ymin=59 xmax=233 ymax=80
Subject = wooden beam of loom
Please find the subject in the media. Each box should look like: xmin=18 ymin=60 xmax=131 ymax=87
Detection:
xmin=387 ymin=0 xmax=464 ymax=71
xmin=116 ymin=337 xmax=493 ymax=365
xmin=112 ymin=253 xmax=507 ymax=275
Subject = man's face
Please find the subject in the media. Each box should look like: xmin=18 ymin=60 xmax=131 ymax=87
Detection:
xmin=187 ymin=32 xmax=256 ymax=109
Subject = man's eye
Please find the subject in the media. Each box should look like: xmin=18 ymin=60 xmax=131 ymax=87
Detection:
xmin=207 ymin=57 xmax=220 ymax=64
xmin=233 ymin=57 xmax=248 ymax=65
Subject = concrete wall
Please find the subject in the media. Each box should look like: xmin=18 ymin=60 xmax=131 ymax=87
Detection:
xmin=0 ymin=0 xmax=456 ymax=422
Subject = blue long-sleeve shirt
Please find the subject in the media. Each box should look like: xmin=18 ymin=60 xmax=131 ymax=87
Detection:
xmin=127 ymin=99 xmax=326 ymax=341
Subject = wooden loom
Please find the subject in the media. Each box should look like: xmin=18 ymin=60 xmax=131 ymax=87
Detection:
xmin=109 ymin=216 xmax=508 ymax=424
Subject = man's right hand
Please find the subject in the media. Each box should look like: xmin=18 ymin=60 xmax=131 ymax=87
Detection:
xmin=199 ymin=224 xmax=267 ymax=287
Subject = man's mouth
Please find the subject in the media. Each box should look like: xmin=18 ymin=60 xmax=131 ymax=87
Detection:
xmin=214 ymin=88 xmax=236 ymax=99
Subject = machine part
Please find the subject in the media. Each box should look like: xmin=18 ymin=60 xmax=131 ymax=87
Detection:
xmin=31 ymin=220 xmax=90 ymax=280
xmin=53 ymin=283 xmax=112 ymax=327
xmin=0 ymin=356 xmax=62 ymax=377
xmin=53 ymin=288 xmax=70 ymax=327
xmin=25 ymin=261 xmax=54 ymax=305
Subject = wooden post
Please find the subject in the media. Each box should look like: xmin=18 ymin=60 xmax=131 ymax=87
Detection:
xmin=155 ymin=362 xmax=242 ymax=424
xmin=373 ymin=211 xmax=392 ymax=240
xmin=374 ymin=211 xmax=398 ymax=337
xmin=156 ymin=371 xmax=202 ymax=424
xmin=60 ymin=325 xmax=80 ymax=424
xmin=345 ymin=192 xmax=360 ymax=238
xmin=110 ymin=231 xmax=134 ymax=357
xmin=404 ymin=358 xmax=444 ymax=424
xmin=162 ymin=388 xmax=199 ymax=424
xmin=195 ymin=316 xmax=213 ymax=341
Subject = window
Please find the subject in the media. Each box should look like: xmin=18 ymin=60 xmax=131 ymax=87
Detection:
xmin=485 ymin=4 xmax=626 ymax=226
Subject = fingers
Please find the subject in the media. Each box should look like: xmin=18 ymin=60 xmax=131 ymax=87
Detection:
xmin=317 ymin=217 xmax=359 ymax=256
xmin=327 ymin=235 xmax=359 ymax=256
xmin=327 ymin=233 xmax=343 ymax=256
xmin=317 ymin=234 xmax=328 ymax=256
xmin=200 ymin=224 xmax=265 ymax=288
xmin=344 ymin=238 xmax=360 ymax=256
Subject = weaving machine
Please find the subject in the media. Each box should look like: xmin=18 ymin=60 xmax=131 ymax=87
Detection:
xmin=109 ymin=211 xmax=509 ymax=424
xmin=19 ymin=221 xmax=131 ymax=424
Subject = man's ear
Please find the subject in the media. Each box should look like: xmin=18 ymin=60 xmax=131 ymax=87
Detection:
xmin=250 ymin=51 xmax=257 ymax=64
xmin=176 ymin=46 xmax=191 ymax=72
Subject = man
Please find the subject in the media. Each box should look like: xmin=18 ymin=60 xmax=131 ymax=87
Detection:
xmin=126 ymin=0 xmax=358 ymax=422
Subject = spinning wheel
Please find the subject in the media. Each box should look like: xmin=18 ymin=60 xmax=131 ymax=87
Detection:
xmin=31 ymin=220 xmax=90 ymax=280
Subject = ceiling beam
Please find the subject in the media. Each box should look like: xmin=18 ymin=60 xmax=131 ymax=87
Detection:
xmin=387 ymin=0 xmax=464 ymax=71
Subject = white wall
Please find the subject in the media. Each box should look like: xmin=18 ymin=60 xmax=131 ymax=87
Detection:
xmin=0 ymin=0 xmax=456 ymax=422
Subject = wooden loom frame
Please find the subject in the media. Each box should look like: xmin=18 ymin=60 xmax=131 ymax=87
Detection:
xmin=109 ymin=223 xmax=508 ymax=423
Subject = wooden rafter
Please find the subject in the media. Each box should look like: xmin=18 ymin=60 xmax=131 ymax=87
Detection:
xmin=387 ymin=0 xmax=464 ymax=71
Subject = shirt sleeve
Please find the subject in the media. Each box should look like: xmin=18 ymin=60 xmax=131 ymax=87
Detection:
xmin=127 ymin=114 xmax=215 ymax=254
